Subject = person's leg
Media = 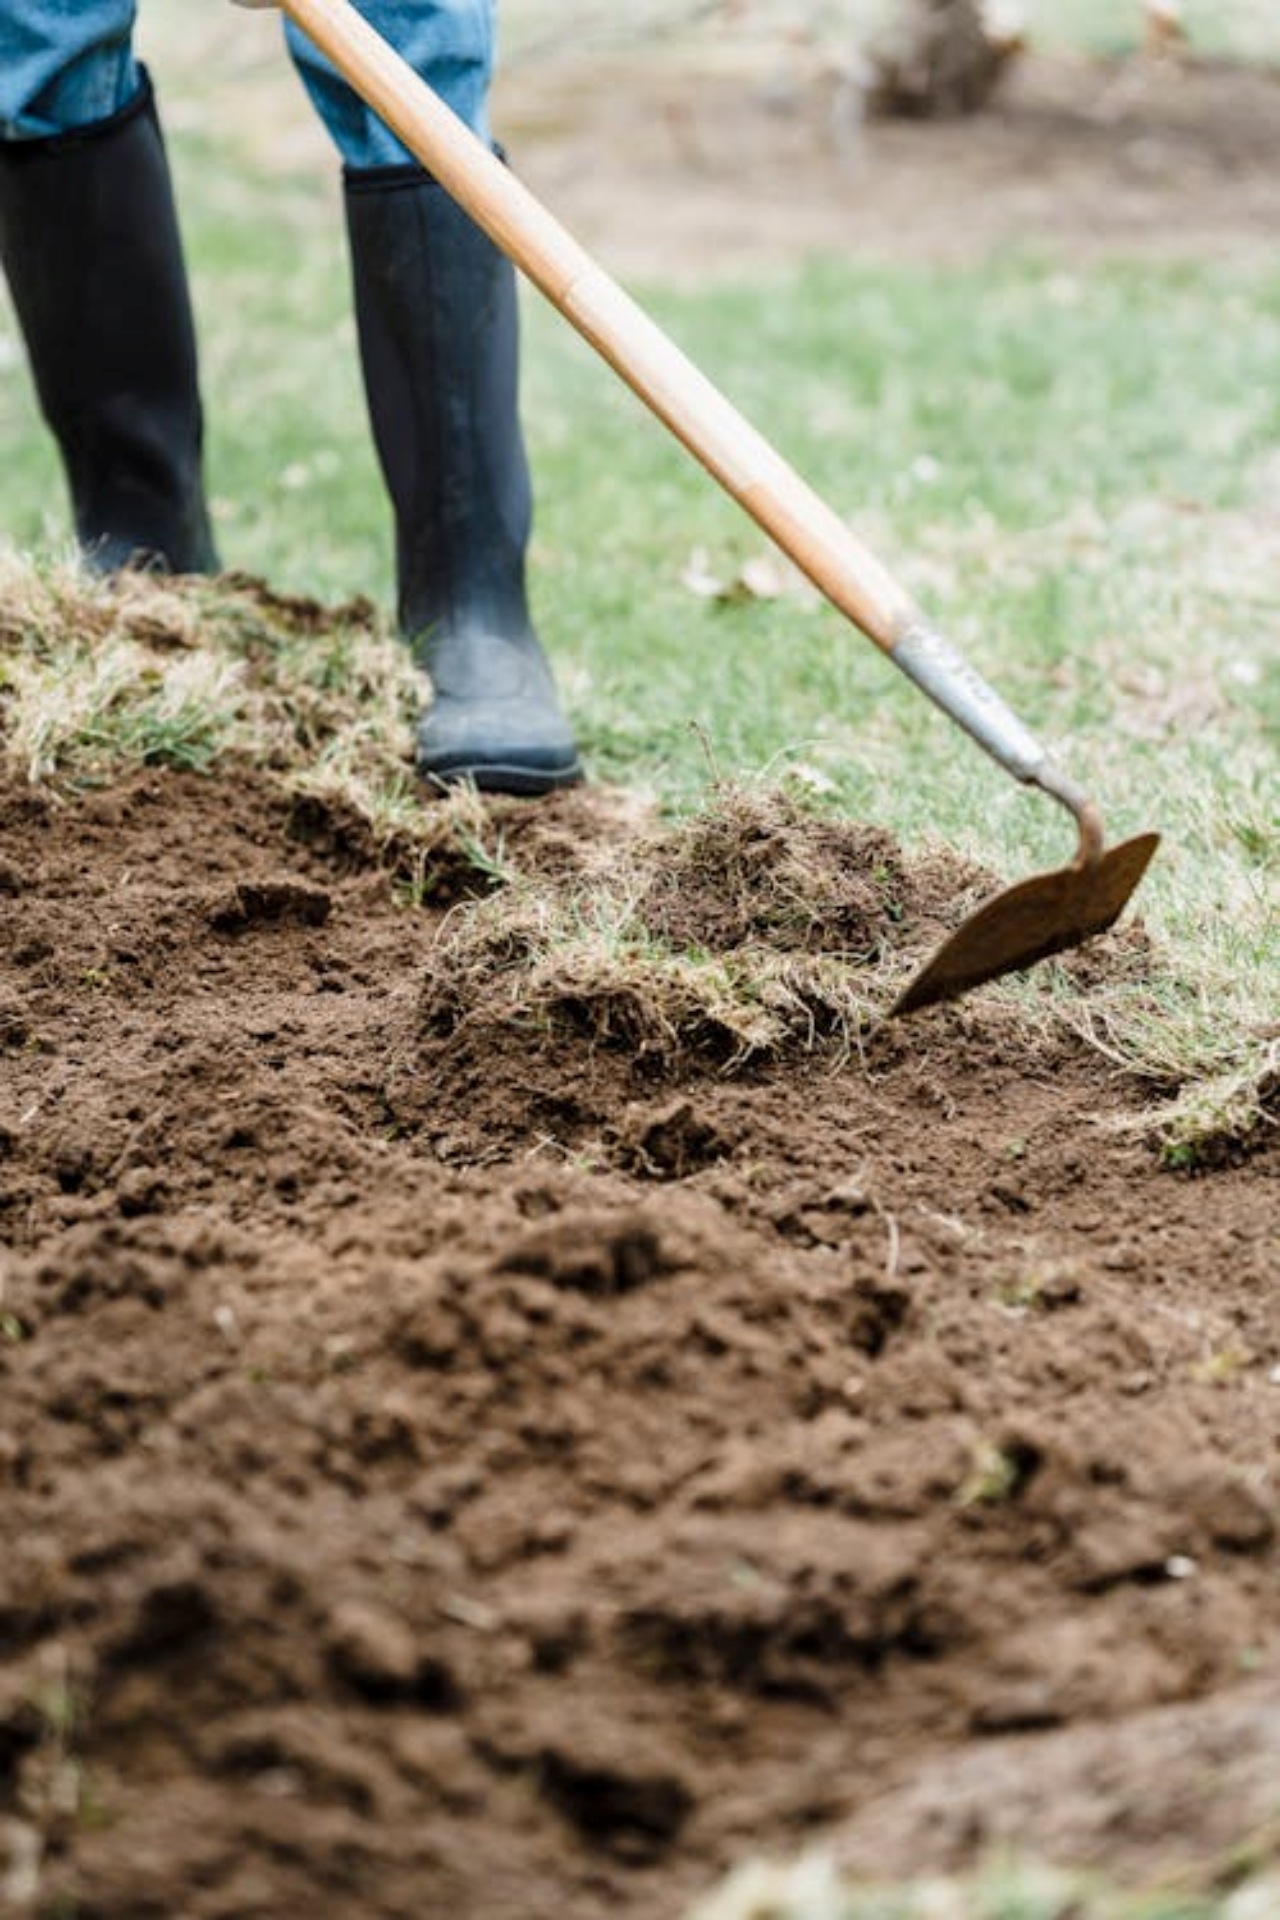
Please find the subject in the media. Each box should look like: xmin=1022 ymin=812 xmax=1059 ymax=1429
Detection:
xmin=284 ymin=0 xmax=493 ymax=166
xmin=286 ymin=0 xmax=580 ymax=793
xmin=0 ymin=5 xmax=217 ymax=572
xmin=0 ymin=0 xmax=138 ymax=139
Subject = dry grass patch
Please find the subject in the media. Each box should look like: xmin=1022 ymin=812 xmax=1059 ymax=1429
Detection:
xmin=0 ymin=555 xmax=508 ymax=898
xmin=419 ymin=786 xmax=982 ymax=1070
xmin=638 ymin=785 xmax=987 ymax=959
xmin=0 ymin=554 xmax=412 ymax=784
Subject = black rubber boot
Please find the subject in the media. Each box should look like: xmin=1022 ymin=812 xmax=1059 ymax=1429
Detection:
xmin=344 ymin=165 xmax=580 ymax=795
xmin=0 ymin=71 xmax=217 ymax=574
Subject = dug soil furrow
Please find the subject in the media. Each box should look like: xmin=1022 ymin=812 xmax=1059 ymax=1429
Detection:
xmin=1 ymin=764 xmax=1276 ymax=1919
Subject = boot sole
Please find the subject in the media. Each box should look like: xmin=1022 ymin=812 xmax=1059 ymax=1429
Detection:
xmin=420 ymin=755 xmax=585 ymax=799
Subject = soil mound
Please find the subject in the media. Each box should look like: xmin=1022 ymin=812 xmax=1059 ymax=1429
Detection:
xmin=1 ymin=761 xmax=1276 ymax=1919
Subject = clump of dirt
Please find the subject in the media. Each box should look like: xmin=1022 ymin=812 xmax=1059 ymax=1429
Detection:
xmin=412 ymin=785 xmax=988 ymax=1076
xmin=864 ymin=0 xmax=1022 ymax=121
xmin=392 ymin=785 xmax=999 ymax=1157
xmin=637 ymin=785 xmax=985 ymax=960
xmin=1 ymin=741 xmax=1276 ymax=1920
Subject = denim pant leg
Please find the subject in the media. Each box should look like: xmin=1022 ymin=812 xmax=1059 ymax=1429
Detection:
xmin=0 ymin=1 xmax=139 ymax=140
xmin=285 ymin=0 xmax=494 ymax=169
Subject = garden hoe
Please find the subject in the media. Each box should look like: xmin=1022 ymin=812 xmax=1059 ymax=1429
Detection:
xmin=271 ymin=0 xmax=1161 ymax=1017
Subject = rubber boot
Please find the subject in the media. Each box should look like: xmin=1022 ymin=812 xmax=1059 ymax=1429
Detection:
xmin=0 ymin=72 xmax=217 ymax=574
xmin=344 ymin=166 xmax=580 ymax=795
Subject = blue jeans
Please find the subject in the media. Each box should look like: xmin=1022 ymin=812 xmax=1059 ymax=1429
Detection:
xmin=0 ymin=1 xmax=493 ymax=163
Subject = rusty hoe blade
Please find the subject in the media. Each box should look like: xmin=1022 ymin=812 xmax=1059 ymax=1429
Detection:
xmin=887 ymin=620 xmax=1161 ymax=1017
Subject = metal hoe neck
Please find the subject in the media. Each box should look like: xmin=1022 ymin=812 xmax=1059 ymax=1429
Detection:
xmin=1032 ymin=761 xmax=1106 ymax=869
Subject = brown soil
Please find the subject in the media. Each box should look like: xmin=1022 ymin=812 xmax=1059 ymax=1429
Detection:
xmin=496 ymin=41 xmax=1280 ymax=277
xmin=1 ymin=754 xmax=1276 ymax=1920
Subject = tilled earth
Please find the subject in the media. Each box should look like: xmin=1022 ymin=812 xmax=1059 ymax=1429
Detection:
xmin=1 ymin=762 xmax=1276 ymax=1919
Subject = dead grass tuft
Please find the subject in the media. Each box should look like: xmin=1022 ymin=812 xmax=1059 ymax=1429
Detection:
xmin=418 ymin=791 xmax=919 ymax=1071
xmin=0 ymin=554 xmax=509 ymax=899
xmin=639 ymin=784 xmax=914 ymax=958
xmin=1059 ymin=993 xmax=1279 ymax=1170
xmin=643 ymin=782 xmax=993 ymax=960
xmin=1153 ymin=1049 xmax=1279 ymax=1170
xmin=0 ymin=553 xmax=413 ymax=782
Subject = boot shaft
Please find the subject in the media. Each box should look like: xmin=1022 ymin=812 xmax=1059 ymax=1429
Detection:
xmin=0 ymin=71 xmax=217 ymax=573
xmin=343 ymin=166 xmax=580 ymax=794
xmin=344 ymin=164 xmax=533 ymax=652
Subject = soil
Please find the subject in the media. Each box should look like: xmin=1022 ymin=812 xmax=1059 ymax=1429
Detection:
xmin=0 ymin=758 xmax=1276 ymax=1920
xmin=496 ymin=37 xmax=1280 ymax=276
xmin=4 ymin=36 xmax=1280 ymax=1920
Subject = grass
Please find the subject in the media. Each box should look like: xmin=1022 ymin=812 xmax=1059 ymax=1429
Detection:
xmin=0 ymin=559 xmax=519 ymax=899
xmin=1024 ymin=0 xmax=1280 ymax=60
xmin=428 ymin=876 xmax=872 ymax=1068
xmin=687 ymin=1853 xmax=1280 ymax=1920
xmin=0 ymin=561 xmax=409 ymax=788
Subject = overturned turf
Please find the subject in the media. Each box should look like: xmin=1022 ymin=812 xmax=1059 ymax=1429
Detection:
xmin=0 ymin=747 xmax=1276 ymax=1920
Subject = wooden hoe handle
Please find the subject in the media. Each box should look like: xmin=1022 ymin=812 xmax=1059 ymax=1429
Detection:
xmin=277 ymin=0 xmax=1087 ymax=829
